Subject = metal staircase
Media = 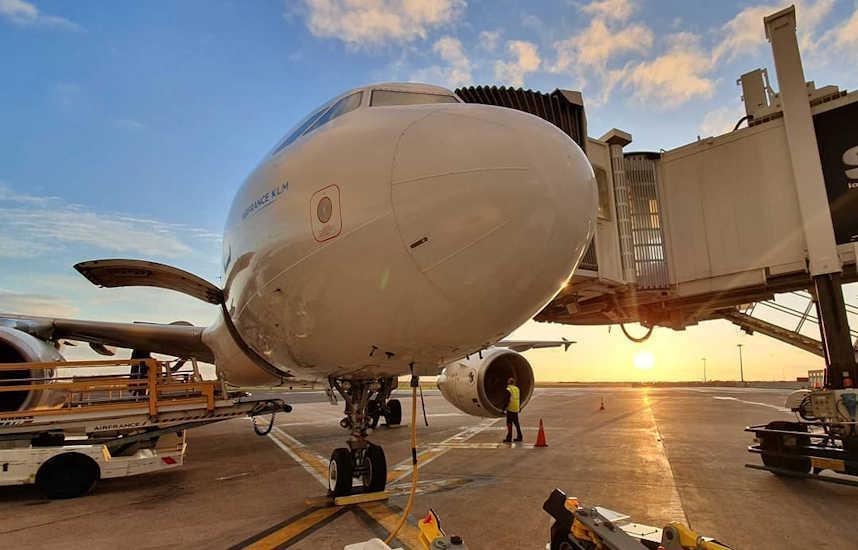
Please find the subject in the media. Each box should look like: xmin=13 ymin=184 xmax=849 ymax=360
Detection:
xmin=720 ymin=291 xmax=857 ymax=357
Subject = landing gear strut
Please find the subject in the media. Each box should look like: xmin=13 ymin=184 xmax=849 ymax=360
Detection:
xmin=327 ymin=377 xmax=397 ymax=496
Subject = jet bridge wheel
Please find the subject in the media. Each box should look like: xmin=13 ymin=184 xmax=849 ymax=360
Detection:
xmin=759 ymin=421 xmax=812 ymax=474
xmin=329 ymin=447 xmax=353 ymax=497
xmin=35 ymin=452 xmax=100 ymax=499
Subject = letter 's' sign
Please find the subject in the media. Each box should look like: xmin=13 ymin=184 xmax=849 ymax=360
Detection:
xmin=844 ymin=145 xmax=858 ymax=185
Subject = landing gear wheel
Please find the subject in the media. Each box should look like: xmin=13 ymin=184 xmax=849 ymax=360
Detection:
xmin=329 ymin=447 xmax=353 ymax=497
xmin=760 ymin=421 xmax=811 ymax=474
xmin=35 ymin=453 xmax=99 ymax=499
xmin=362 ymin=444 xmax=387 ymax=492
xmin=385 ymin=399 xmax=402 ymax=426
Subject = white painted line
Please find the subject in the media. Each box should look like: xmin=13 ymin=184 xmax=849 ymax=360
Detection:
xmin=712 ymin=396 xmax=791 ymax=412
xmin=643 ymin=402 xmax=688 ymax=524
xmin=267 ymin=428 xmax=329 ymax=487
xmin=388 ymin=418 xmax=501 ymax=482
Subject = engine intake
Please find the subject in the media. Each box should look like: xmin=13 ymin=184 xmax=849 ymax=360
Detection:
xmin=437 ymin=347 xmax=535 ymax=417
xmin=0 ymin=327 xmax=63 ymax=412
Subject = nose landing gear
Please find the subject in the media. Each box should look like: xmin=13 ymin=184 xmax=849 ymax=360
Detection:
xmin=327 ymin=377 xmax=396 ymax=497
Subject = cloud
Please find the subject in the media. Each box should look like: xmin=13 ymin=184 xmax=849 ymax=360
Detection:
xmin=113 ymin=118 xmax=146 ymax=131
xmin=698 ymin=106 xmax=744 ymax=137
xmin=822 ymin=6 xmax=858 ymax=61
xmin=712 ymin=0 xmax=834 ymax=63
xmin=299 ymin=0 xmax=465 ymax=48
xmin=550 ymin=18 xmax=652 ymax=73
xmin=0 ymin=0 xmax=80 ymax=30
xmin=579 ymin=0 xmax=636 ymax=21
xmin=478 ymin=29 xmax=500 ymax=52
xmin=623 ymin=32 xmax=716 ymax=107
xmin=494 ymin=40 xmax=540 ymax=88
xmin=0 ymin=182 xmax=220 ymax=260
xmin=0 ymin=289 xmax=79 ymax=317
xmin=410 ymin=35 xmax=472 ymax=88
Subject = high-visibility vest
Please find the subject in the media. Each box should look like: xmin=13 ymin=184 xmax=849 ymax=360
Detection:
xmin=506 ymin=385 xmax=520 ymax=413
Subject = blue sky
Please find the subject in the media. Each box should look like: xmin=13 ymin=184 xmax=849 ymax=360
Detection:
xmin=1 ymin=0 xmax=856 ymax=378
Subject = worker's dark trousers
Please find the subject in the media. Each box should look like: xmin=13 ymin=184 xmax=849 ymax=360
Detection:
xmin=505 ymin=411 xmax=523 ymax=441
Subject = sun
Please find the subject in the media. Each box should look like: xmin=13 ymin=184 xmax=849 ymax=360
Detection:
xmin=633 ymin=351 xmax=656 ymax=370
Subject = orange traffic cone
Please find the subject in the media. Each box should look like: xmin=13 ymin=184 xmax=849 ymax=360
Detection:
xmin=600 ymin=397 xmax=605 ymax=411
xmin=534 ymin=418 xmax=548 ymax=447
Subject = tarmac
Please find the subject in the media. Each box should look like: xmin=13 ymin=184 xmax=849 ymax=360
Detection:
xmin=2 ymin=386 xmax=857 ymax=549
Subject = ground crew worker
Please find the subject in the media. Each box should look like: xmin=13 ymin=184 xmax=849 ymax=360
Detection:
xmin=503 ymin=377 xmax=523 ymax=443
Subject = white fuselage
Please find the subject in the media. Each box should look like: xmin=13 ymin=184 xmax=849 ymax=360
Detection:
xmin=217 ymin=84 xmax=596 ymax=384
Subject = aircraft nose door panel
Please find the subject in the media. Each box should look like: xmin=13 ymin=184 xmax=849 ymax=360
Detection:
xmin=391 ymin=109 xmax=535 ymax=275
xmin=390 ymin=105 xmax=594 ymax=331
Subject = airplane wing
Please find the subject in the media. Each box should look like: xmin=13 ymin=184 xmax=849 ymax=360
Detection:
xmin=0 ymin=314 xmax=213 ymax=362
xmin=497 ymin=337 xmax=574 ymax=352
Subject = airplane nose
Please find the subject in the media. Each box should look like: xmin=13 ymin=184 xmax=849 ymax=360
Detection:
xmin=391 ymin=105 xmax=596 ymax=324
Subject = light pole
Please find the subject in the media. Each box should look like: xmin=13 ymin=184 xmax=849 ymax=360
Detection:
xmin=737 ymin=344 xmax=745 ymax=385
xmin=702 ymin=357 xmax=707 ymax=383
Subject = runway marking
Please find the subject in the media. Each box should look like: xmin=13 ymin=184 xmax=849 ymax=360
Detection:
xmin=257 ymin=418 xmax=501 ymax=548
xmin=712 ymin=396 xmax=791 ymax=412
xmin=356 ymin=501 xmax=425 ymax=548
xmin=387 ymin=418 xmax=501 ymax=483
xmin=267 ymin=427 xmax=329 ymax=486
xmin=239 ymin=506 xmax=346 ymax=550
xmin=642 ymin=396 xmax=689 ymax=525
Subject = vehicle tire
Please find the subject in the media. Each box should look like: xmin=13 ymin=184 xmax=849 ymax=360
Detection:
xmin=385 ymin=399 xmax=402 ymax=426
xmin=760 ymin=421 xmax=811 ymax=474
xmin=363 ymin=444 xmax=387 ymax=492
xmin=35 ymin=453 xmax=100 ymax=499
xmin=328 ymin=447 xmax=353 ymax=497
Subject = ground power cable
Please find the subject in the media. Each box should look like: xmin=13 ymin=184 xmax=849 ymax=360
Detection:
xmin=385 ymin=368 xmax=420 ymax=545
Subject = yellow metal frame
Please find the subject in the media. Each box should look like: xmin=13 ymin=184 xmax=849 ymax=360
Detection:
xmin=0 ymin=358 xmax=218 ymax=419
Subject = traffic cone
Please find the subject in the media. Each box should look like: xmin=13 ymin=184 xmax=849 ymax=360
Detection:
xmin=534 ymin=418 xmax=548 ymax=447
xmin=600 ymin=397 xmax=605 ymax=411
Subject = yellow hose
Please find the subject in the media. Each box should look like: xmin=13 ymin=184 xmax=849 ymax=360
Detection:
xmin=385 ymin=382 xmax=419 ymax=545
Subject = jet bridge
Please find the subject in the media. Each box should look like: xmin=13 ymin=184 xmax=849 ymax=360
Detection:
xmin=531 ymin=7 xmax=856 ymax=385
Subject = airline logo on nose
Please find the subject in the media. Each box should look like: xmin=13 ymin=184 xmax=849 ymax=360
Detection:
xmin=242 ymin=181 xmax=288 ymax=220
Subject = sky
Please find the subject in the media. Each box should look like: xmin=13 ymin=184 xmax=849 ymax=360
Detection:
xmin=1 ymin=0 xmax=856 ymax=381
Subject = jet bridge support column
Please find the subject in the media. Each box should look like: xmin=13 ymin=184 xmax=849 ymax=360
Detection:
xmin=766 ymin=6 xmax=857 ymax=387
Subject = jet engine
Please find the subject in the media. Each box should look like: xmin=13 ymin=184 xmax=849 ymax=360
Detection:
xmin=437 ymin=347 xmax=535 ymax=417
xmin=0 ymin=327 xmax=63 ymax=412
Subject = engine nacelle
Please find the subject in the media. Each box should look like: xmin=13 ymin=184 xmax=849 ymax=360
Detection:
xmin=437 ymin=347 xmax=535 ymax=417
xmin=0 ymin=327 xmax=63 ymax=412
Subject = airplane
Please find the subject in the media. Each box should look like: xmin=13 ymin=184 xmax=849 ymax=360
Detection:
xmin=0 ymin=82 xmax=596 ymax=496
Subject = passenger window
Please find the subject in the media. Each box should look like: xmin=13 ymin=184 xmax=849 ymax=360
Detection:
xmin=370 ymin=90 xmax=458 ymax=106
xmin=305 ymin=92 xmax=363 ymax=134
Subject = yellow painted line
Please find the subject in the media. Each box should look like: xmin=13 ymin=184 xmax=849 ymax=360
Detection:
xmin=268 ymin=428 xmax=329 ymax=486
xmin=243 ymin=507 xmax=342 ymax=550
xmin=358 ymin=501 xmax=424 ymax=550
xmin=388 ymin=418 xmax=502 ymax=483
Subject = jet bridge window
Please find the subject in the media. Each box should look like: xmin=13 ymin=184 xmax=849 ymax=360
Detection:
xmin=271 ymin=91 xmax=363 ymax=155
xmin=370 ymin=90 xmax=458 ymax=106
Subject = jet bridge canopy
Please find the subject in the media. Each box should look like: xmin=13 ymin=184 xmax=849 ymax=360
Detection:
xmin=534 ymin=9 xmax=858 ymax=335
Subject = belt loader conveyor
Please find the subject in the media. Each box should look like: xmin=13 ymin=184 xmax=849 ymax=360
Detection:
xmin=0 ymin=357 xmax=290 ymax=498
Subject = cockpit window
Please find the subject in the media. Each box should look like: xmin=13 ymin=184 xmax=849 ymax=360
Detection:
xmin=370 ymin=90 xmax=458 ymax=106
xmin=305 ymin=92 xmax=363 ymax=134
xmin=271 ymin=91 xmax=363 ymax=156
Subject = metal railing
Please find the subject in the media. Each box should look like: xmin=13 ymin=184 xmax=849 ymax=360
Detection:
xmin=0 ymin=358 xmax=218 ymax=419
